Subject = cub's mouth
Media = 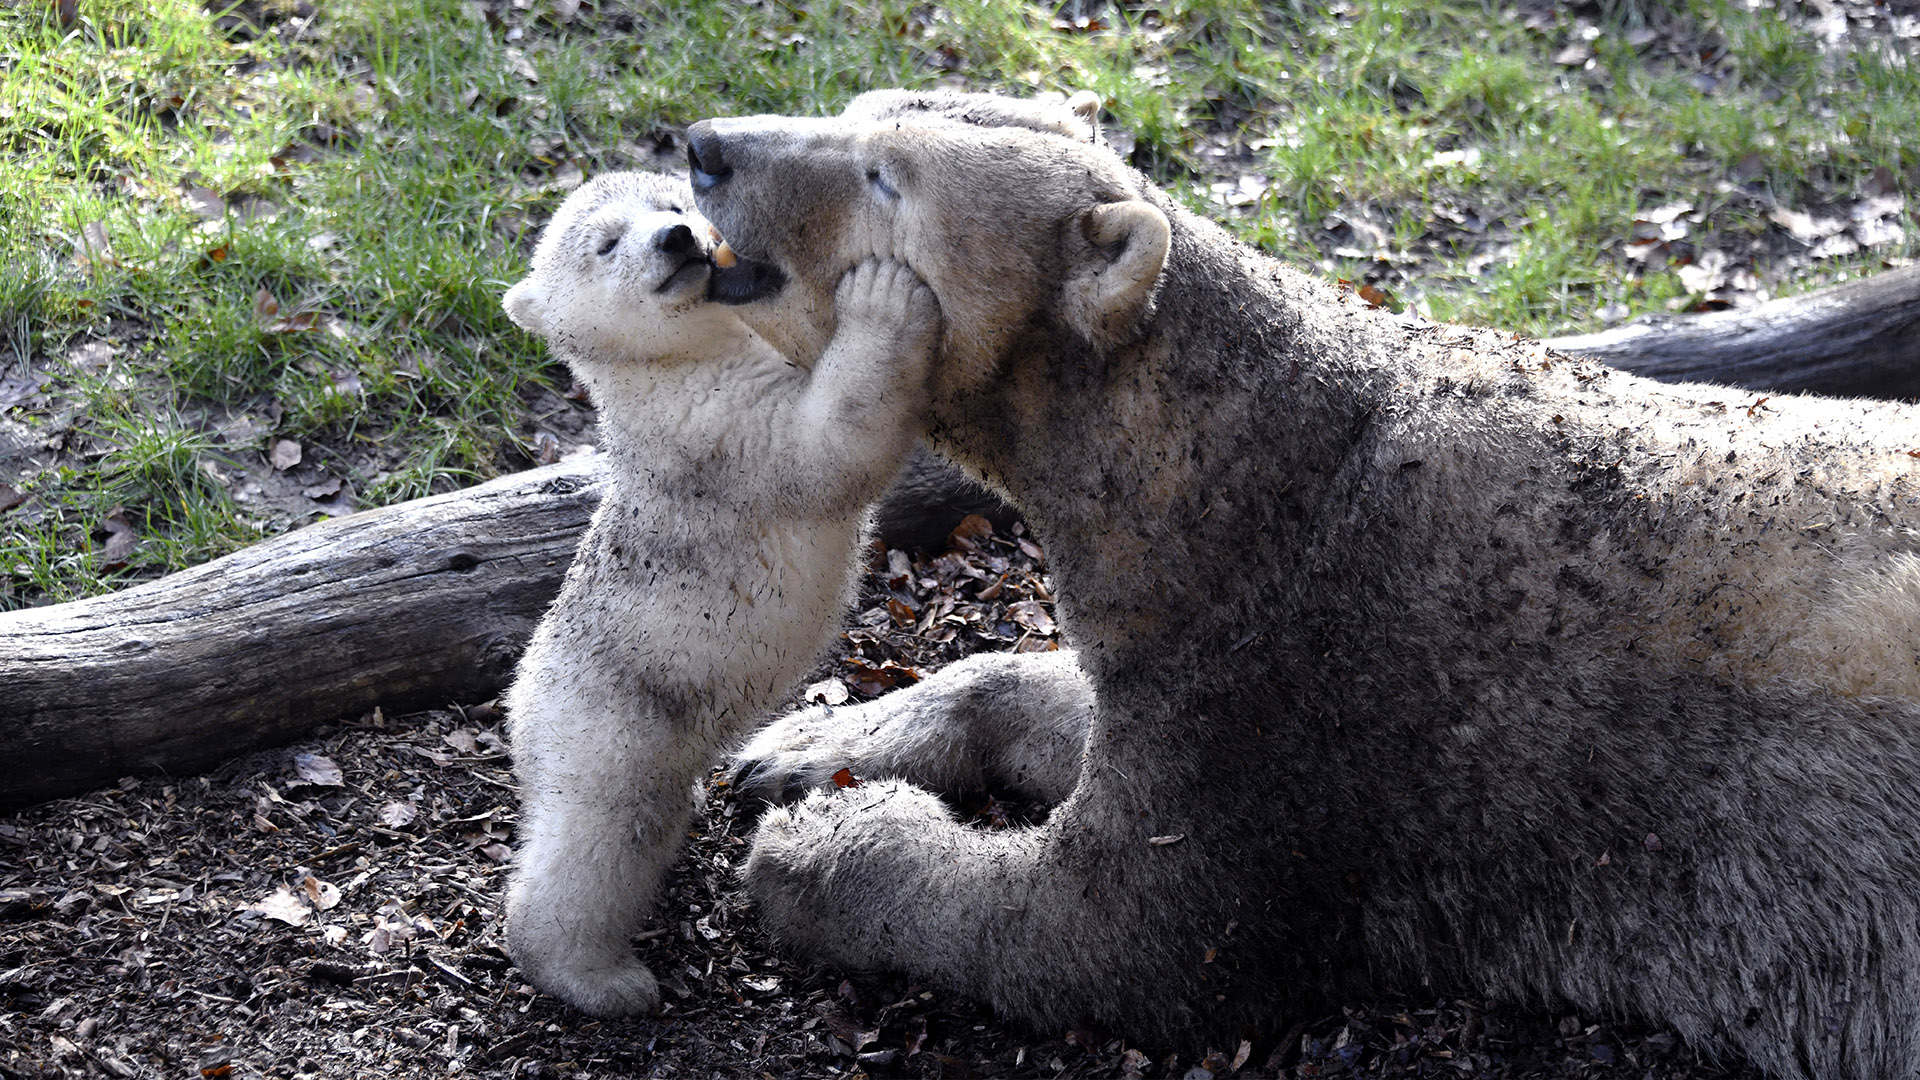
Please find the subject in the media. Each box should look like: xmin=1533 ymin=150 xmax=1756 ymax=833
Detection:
xmin=653 ymin=253 xmax=709 ymax=297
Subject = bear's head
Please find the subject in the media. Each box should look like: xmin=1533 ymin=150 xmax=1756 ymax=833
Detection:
xmin=504 ymin=171 xmax=738 ymax=368
xmin=689 ymin=90 xmax=1171 ymax=395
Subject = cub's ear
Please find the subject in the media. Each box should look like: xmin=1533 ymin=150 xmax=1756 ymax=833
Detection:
xmin=502 ymin=279 xmax=548 ymax=337
xmin=1065 ymin=90 xmax=1103 ymax=142
xmin=1060 ymin=199 xmax=1170 ymax=351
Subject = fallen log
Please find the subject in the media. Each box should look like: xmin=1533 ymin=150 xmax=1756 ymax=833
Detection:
xmin=1545 ymin=263 xmax=1920 ymax=398
xmin=0 ymin=460 xmax=603 ymax=809
xmin=2 ymin=263 xmax=1916 ymax=809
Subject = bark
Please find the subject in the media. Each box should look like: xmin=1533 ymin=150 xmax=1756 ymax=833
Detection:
xmin=2 ymin=264 xmax=1917 ymax=808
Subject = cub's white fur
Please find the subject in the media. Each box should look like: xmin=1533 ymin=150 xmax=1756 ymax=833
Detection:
xmin=499 ymin=171 xmax=938 ymax=1017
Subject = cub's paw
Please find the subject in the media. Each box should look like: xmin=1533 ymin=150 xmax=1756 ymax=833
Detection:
xmin=530 ymin=957 xmax=662 ymax=1018
xmin=728 ymin=705 xmax=856 ymax=811
xmin=835 ymin=257 xmax=941 ymax=359
xmin=506 ymin=903 xmax=661 ymax=1016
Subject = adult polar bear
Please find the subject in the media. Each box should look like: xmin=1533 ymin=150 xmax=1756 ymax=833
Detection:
xmin=692 ymin=91 xmax=1920 ymax=1077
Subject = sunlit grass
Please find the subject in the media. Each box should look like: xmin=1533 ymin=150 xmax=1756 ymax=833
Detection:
xmin=3 ymin=0 xmax=1916 ymax=606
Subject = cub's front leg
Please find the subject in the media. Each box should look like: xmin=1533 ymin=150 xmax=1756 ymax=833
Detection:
xmin=503 ymin=616 xmax=694 ymax=1017
xmin=772 ymin=257 xmax=941 ymax=509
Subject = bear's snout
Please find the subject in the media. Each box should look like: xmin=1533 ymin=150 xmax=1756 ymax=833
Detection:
xmin=687 ymin=131 xmax=732 ymax=192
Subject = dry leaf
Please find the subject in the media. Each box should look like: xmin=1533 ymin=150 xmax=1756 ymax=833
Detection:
xmin=441 ymin=728 xmax=480 ymax=755
xmin=803 ymin=678 xmax=850 ymax=706
xmin=1553 ymin=41 xmax=1593 ymax=65
xmin=299 ymin=875 xmax=341 ymax=911
xmin=242 ymin=886 xmax=312 ymax=927
xmin=947 ymin=513 xmax=993 ymax=551
xmin=1147 ymin=834 xmax=1185 ymax=846
xmin=480 ymin=843 xmax=513 ymax=863
xmin=0 ymin=484 xmax=23 ymax=513
xmin=831 ymin=767 xmax=863 ymax=789
xmin=96 ymin=510 xmax=137 ymax=567
xmin=66 ymin=339 xmax=115 ymax=372
xmin=1357 ymin=283 xmax=1391 ymax=309
xmin=73 ymin=221 xmax=114 ymax=270
xmin=1006 ymin=599 xmax=1056 ymax=635
xmin=1769 ymin=205 xmax=1845 ymax=245
xmin=376 ymin=801 xmax=418 ymax=828
xmin=292 ymin=752 xmax=343 ymax=786
xmin=183 ymin=186 xmax=226 ymax=220
xmin=823 ymin=1008 xmax=879 ymax=1053
xmin=252 ymin=287 xmax=280 ymax=322
xmin=270 ymin=439 xmax=302 ymax=471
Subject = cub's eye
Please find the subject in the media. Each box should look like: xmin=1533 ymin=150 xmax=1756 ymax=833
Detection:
xmin=596 ymin=233 xmax=620 ymax=256
xmin=866 ymin=167 xmax=899 ymax=200
xmin=668 ymin=206 xmax=685 ymax=215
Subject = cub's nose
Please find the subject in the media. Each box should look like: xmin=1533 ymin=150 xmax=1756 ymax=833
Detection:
xmin=686 ymin=128 xmax=733 ymax=192
xmin=652 ymin=223 xmax=696 ymax=255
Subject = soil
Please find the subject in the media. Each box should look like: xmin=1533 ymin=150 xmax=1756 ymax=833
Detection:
xmin=0 ymin=518 xmax=1765 ymax=1080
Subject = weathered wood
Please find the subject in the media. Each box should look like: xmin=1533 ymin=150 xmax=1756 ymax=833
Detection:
xmin=3 ymin=264 xmax=1917 ymax=809
xmin=1542 ymin=263 xmax=1920 ymax=398
xmin=0 ymin=459 xmax=605 ymax=809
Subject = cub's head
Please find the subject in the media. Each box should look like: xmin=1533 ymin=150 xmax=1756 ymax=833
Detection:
xmin=504 ymin=171 xmax=737 ymax=368
xmin=687 ymin=90 xmax=1170 ymax=395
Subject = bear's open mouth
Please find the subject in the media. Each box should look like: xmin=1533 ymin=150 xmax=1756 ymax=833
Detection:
xmin=706 ymin=253 xmax=786 ymax=305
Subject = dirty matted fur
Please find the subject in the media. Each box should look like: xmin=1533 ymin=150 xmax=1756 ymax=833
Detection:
xmin=498 ymin=171 xmax=938 ymax=1017
xmin=692 ymin=92 xmax=1920 ymax=1077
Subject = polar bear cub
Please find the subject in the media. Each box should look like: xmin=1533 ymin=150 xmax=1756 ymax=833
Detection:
xmin=499 ymin=171 xmax=939 ymax=1016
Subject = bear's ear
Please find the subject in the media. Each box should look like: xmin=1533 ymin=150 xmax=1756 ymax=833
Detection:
xmin=502 ymin=279 xmax=548 ymax=337
xmin=1060 ymin=199 xmax=1170 ymax=351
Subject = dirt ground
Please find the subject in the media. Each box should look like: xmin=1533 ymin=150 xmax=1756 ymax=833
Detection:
xmin=0 ymin=517 xmax=1770 ymax=1080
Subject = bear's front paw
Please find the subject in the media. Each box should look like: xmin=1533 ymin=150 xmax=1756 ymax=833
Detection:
xmin=728 ymin=707 xmax=855 ymax=811
xmin=742 ymin=781 xmax=955 ymax=969
xmin=741 ymin=796 xmax=859 ymax=963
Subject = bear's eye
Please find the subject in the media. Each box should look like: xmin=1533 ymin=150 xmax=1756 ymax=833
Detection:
xmin=866 ymin=167 xmax=899 ymax=201
xmin=596 ymin=232 xmax=620 ymax=256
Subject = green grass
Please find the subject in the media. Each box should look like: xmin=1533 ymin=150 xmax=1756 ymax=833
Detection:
xmin=3 ymin=0 xmax=1917 ymax=607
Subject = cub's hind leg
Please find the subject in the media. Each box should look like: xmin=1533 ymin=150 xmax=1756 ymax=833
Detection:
xmin=504 ymin=635 xmax=700 ymax=1017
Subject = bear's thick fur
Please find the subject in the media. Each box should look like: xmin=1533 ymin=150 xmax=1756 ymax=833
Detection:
xmin=498 ymin=172 xmax=938 ymax=1017
xmin=691 ymin=93 xmax=1920 ymax=1077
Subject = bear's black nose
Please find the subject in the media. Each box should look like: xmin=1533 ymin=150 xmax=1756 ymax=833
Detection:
xmin=687 ymin=133 xmax=732 ymax=192
xmin=653 ymin=223 xmax=696 ymax=256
